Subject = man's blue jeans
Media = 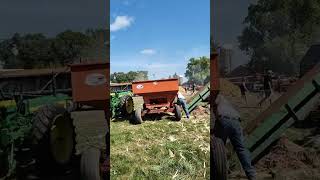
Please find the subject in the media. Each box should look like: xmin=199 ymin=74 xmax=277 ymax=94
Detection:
xmin=177 ymin=98 xmax=190 ymax=118
xmin=214 ymin=116 xmax=256 ymax=179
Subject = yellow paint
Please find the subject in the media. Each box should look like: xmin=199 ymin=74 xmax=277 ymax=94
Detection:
xmin=0 ymin=100 xmax=16 ymax=107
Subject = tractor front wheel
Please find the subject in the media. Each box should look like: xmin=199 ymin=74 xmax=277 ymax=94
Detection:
xmin=174 ymin=104 xmax=182 ymax=121
xmin=133 ymin=108 xmax=143 ymax=124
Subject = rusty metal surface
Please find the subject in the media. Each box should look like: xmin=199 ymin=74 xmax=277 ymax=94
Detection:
xmin=132 ymin=79 xmax=179 ymax=114
xmin=210 ymin=53 xmax=219 ymax=91
xmin=210 ymin=53 xmax=220 ymax=130
xmin=132 ymin=78 xmax=179 ymax=95
xmin=70 ymin=62 xmax=110 ymax=106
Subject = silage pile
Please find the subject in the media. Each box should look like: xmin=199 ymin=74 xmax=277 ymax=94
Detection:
xmin=256 ymin=137 xmax=320 ymax=170
xmin=191 ymin=103 xmax=210 ymax=117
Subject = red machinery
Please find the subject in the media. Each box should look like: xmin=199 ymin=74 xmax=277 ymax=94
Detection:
xmin=70 ymin=62 xmax=109 ymax=110
xmin=210 ymin=52 xmax=228 ymax=180
xmin=69 ymin=62 xmax=110 ymax=179
xmin=131 ymin=78 xmax=182 ymax=123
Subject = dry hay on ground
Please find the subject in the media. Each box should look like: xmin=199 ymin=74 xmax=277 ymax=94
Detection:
xmin=256 ymin=137 xmax=320 ymax=170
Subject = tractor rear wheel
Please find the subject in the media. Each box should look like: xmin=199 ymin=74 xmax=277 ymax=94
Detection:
xmin=174 ymin=104 xmax=182 ymax=121
xmin=31 ymin=104 xmax=76 ymax=175
xmin=211 ymin=136 xmax=227 ymax=180
xmin=80 ymin=148 xmax=102 ymax=180
xmin=133 ymin=108 xmax=143 ymax=124
xmin=120 ymin=95 xmax=133 ymax=115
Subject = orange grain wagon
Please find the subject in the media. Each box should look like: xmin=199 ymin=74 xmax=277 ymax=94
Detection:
xmin=131 ymin=78 xmax=182 ymax=122
xmin=70 ymin=62 xmax=109 ymax=110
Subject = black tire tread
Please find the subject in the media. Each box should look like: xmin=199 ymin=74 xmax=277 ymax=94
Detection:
xmin=31 ymin=104 xmax=76 ymax=175
xmin=133 ymin=108 xmax=143 ymax=124
xmin=80 ymin=148 xmax=101 ymax=180
xmin=174 ymin=104 xmax=182 ymax=121
xmin=211 ymin=136 xmax=227 ymax=180
xmin=119 ymin=95 xmax=132 ymax=115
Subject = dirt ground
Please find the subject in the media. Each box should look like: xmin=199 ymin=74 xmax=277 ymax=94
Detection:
xmin=220 ymin=79 xmax=320 ymax=180
xmin=59 ymin=80 xmax=320 ymax=179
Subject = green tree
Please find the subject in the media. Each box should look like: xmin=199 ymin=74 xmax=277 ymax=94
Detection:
xmin=172 ymin=72 xmax=179 ymax=79
xmin=17 ymin=33 xmax=54 ymax=68
xmin=52 ymin=30 xmax=94 ymax=65
xmin=0 ymin=30 xmax=106 ymax=69
xmin=111 ymin=71 xmax=148 ymax=83
xmin=238 ymin=0 xmax=320 ymax=74
xmin=0 ymin=33 xmax=55 ymax=68
xmin=82 ymin=28 xmax=109 ymax=61
xmin=185 ymin=56 xmax=210 ymax=85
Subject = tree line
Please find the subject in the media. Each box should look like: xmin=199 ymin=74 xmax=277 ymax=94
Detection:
xmin=0 ymin=29 xmax=108 ymax=69
xmin=238 ymin=0 xmax=320 ymax=75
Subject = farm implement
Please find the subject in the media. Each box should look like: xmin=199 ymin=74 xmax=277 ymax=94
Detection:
xmin=110 ymin=84 xmax=133 ymax=119
xmin=0 ymin=62 xmax=110 ymax=180
xmin=130 ymin=78 xmax=182 ymax=124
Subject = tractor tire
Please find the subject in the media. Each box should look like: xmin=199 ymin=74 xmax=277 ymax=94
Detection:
xmin=119 ymin=95 xmax=133 ymax=115
xmin=174 ymin=104 xmax=182 ymax=121
xmin=211 ymin=136 xmax=227 ymax=180
xmin=80 ymin=148 xmax=101 ymax=180
xmin=31 ymin=104 xmax=76 ymax=175
xmin=133 ymin=108 xmax=143 ymax=124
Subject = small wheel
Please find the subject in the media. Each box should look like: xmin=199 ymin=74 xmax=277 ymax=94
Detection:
xmin=211 ymin=136 xmax=227 ymax=180
xmin=174 ymin=104 xmax=182 ymax=121
xmin=80 ymin=148 xmax=102 ymax=180
xmin=133 ymin=108 xmax=143 ymax=124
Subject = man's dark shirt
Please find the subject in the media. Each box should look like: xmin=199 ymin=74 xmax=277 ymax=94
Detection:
xmin=263 ymin=75 xmax=272 ymax=90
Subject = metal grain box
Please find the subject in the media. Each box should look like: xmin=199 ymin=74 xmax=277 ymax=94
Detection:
xmin=70 ymin=62 xmax=109 ymax=109
xmin=132 ymin=78 xmax=179 ymax=110
xmin=132 ymin=78 xmax=179 ymax=95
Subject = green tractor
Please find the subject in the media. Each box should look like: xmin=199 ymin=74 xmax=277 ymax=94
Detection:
xmin=110 ymin=91 xmax=134 ymax=119
xmin=0 ymin=94 xmax=76 ymax=179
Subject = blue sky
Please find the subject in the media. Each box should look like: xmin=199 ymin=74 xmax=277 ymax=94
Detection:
xmin=110 ymin=0 xmax=210 ymax=80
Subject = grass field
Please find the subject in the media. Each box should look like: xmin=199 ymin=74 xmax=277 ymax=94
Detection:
xmin=110 ymin=114 xmax=210 ymax=180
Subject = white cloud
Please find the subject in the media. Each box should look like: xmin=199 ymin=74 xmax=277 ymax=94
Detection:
xmin=140 ymin=49 xmax=156 ymax=55
xmin=110 ymin=16 xmax=134 ymax=32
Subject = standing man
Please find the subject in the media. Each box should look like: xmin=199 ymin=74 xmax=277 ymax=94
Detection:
xmin=258 ymin=70 xmax=273 ymax=106
xmin=184 ymin=85 xmax=188 ymax=94
xmin=192 ymin=83 xmax=196 ymax=94
xmin=213 ymin=94 xmax=256 ymax=180
xmin=177 ymin=91 xmax=190 ymax=119
xmin=239 ymin=77 xmax=249 ymax=104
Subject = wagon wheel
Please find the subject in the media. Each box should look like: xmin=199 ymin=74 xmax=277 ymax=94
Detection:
xmin=132 ymin=108 xmax=143 ymax=124
xmin=80 ymin=148 xmax=102 ymax=180
xmin=120 ymin=95 xmax=133 ymax=115
xmin=32 ymin=104 xmax=76 ymax=175
xmin=211 ymin=136 xmax=227 ymax=180
xmin=174 ymin=104 xmax=182 ymax=121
